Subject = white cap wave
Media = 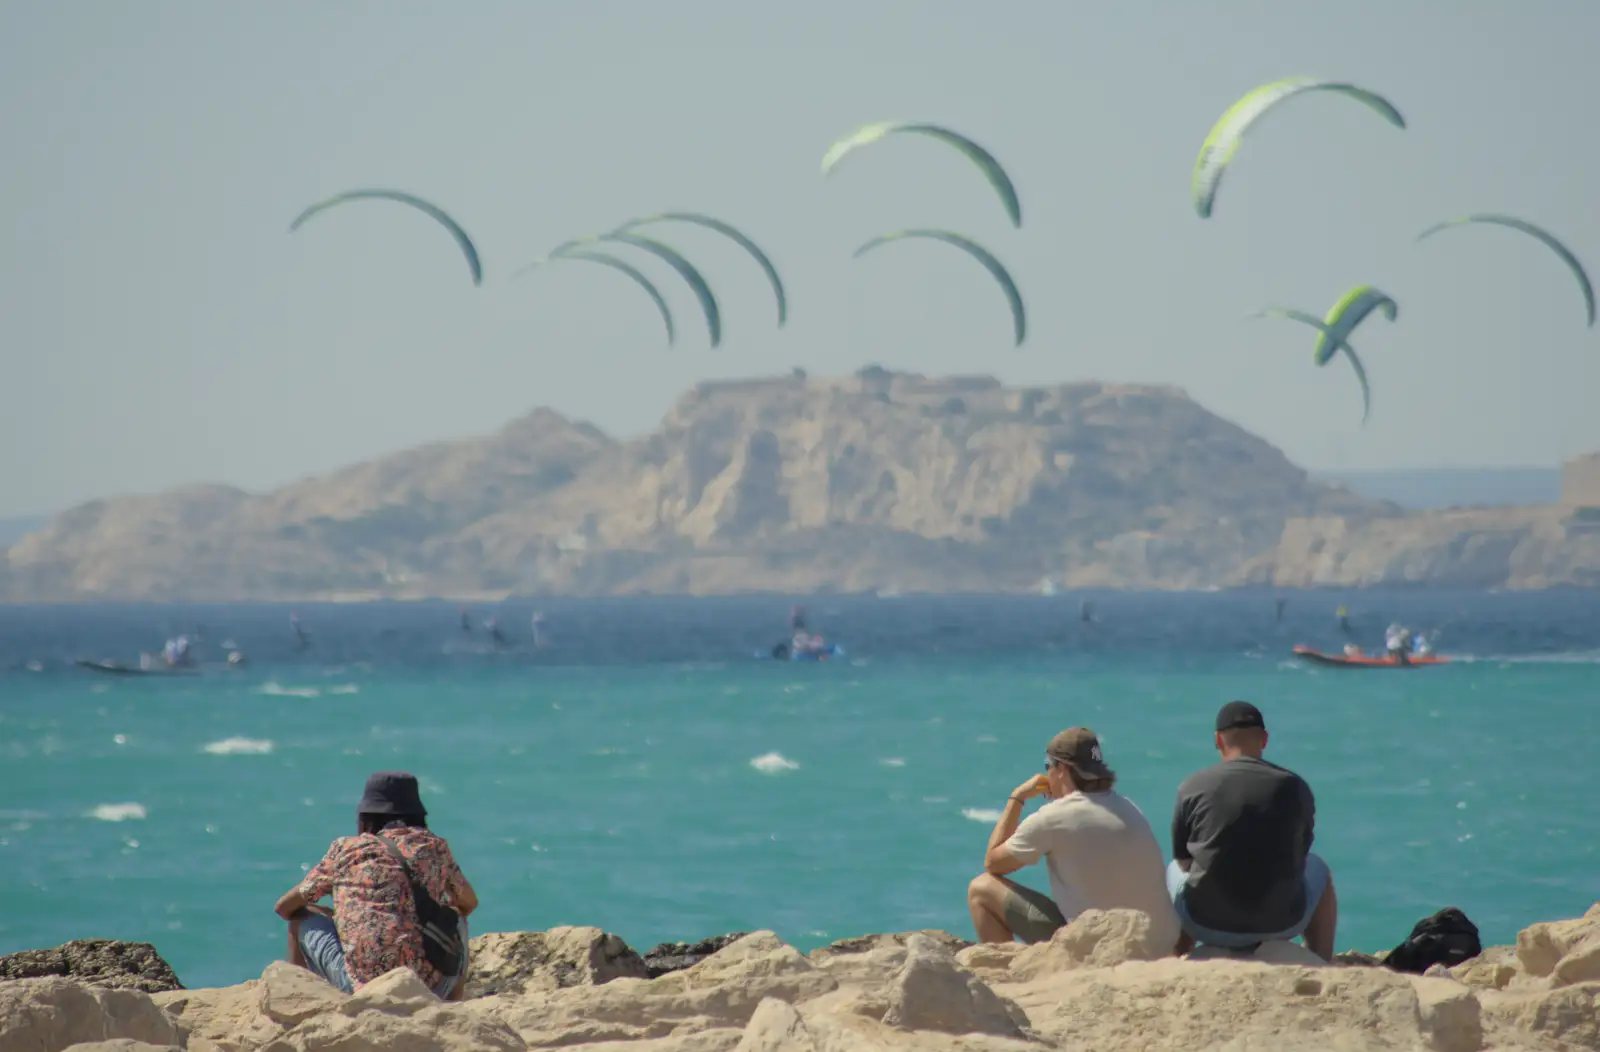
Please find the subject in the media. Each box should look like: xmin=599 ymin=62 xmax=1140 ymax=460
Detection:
xmin=749 ymin=751 xmax=800 ymax=774
xmin=88 ymin=803 xmax=147 ymax=822
xmin=203 ymin=737 xmax=275 ymax=756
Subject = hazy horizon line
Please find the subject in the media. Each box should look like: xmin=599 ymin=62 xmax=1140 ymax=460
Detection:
xmin=0 ymin=462 xmax=1571 ymax=523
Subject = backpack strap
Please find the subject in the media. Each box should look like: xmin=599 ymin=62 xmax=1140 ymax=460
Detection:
xmin=376 ymin=834 xmax=451 ymax=915
xmin=373 ymin=834 xmax=416 ymax=880
xmin=374 ymin=834 xmax=464 ymax=975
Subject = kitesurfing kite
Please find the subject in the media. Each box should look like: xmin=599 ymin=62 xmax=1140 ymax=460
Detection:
xmin=1192 ymin=78 xmax=1405 ymax=219
xmin=614 ymin=213 xmax=787 ymax=327
xmin=853 ymin=229 xmax=1026 ymax=346
xmin=1314 ymin=285 xmax=1398 ymax=367
xmin=289 ymin=189 xmax=483 ymax=286
xmin=519 ymin=250 xmax=677 ymax=345
xmin=1416 ymin=214 xmax=1595 ymax=328
xmin=1249 ymin=307 xmax=1373 ymax=423
xmin=520 ymin=232 xmax=722 ymax=347
xmin=823 ymin=121 xmax=1021 ymax=228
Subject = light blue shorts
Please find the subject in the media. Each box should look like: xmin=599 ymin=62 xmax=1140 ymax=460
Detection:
xmin=1166 ymin=854 xmax=1330 ymax=949
xmin=296 ymin=912 xmax=469 ymax=997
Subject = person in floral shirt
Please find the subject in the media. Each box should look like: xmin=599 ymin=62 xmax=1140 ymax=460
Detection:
xmin=274 ymin=771 xmax=478 ymax=998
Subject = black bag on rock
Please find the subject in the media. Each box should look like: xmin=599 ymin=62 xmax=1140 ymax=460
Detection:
xmin=376 ymin=836 xmax=465 ymax=979
xmin=1384 ymin=907 xmax=1482 ymax=973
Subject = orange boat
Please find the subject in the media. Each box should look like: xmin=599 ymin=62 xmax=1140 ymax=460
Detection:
xmin=1292 ymin=645 xmax=1450 ymax=668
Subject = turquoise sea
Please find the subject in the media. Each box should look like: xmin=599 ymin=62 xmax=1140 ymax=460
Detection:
xmin=2 ymin=592 xmax=1597 ymax=989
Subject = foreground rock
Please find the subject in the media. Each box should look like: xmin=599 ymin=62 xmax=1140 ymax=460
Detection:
xmin=467 ymin=926 xmax=649 ymax=997
xmin=880 ymin=933 xmax=1030 ymax=1038
xmin=807 ymin=929 xmax=971 ymax=963
xmin=640 ymin=933 xmax=750 ymax=978
xmin=0 ymin=940 xmax=182 ymax=994
xmin=1516 ymin=904 xmax=1600 ymax=987
xmin=1009 ymin=907 xmax=1169 ymax=978
xmin=0 ymin=976 xmax=184 ymax=1051
xmin=8 ymin=903 xmax=1600 ymax=1051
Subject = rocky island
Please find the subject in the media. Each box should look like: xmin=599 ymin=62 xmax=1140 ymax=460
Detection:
xmin=4 ymin=369 xmax=1597 ymax=601
xmin=3 ymin=903 xmax=1600 ymax=1050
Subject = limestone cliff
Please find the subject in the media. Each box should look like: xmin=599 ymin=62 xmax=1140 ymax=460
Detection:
xmin=7 ymin=368 xmax=1586 ymax=600
xmin=1241 ymin=506 xmax=1600 ymax=589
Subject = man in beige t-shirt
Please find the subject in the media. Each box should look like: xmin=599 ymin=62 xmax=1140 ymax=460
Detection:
xmin=967 ymin=727 xmax=1179 ymax=947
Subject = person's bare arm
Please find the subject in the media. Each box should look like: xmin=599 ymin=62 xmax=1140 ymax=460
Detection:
xmin=274 ymin=887 xmax=309 ymax=919
xmin=281 ymin=841 xmax=340 ymax=919
xmin=452 ymin=873 xmax=479 ymax=916
xmin=983 ymin=774 xmax=1049 ymax=876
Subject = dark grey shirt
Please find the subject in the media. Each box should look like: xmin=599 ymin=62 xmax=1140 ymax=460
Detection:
xmin=1171 ymin=756 xmax=1315 ymax=935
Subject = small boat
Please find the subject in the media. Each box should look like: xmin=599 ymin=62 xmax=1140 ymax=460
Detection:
xmin=790 ymin=643 xmax=843 ymax=662
xmin=762 ymin=642 xmax=845 ymax=661
xmin=76 ymin=659 xmax=160 ymax=676
xmin=74 ymin=658 xmax=197 ymax=677
xmin=1292 ymin=645 xmax=1450 ymax=668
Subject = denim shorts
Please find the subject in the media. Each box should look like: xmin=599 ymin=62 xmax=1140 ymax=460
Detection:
xmin=1166 ymin=854 xmax=1330 ymax=949
xmin=297 ymin=912 xmax=469 ymax=997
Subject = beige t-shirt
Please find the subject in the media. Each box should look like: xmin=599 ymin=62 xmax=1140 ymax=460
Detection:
xmin=1005 ymin=789 xmax=1178 ymax=947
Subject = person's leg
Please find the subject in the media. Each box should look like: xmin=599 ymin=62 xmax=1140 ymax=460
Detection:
xmin=287 ymin=916 xmax=308 ymax=968
xmin=968 ymin=873 xmax=1065 ymax=944
xmin=1304 ymin=878 xmax=1338 ymax=961
xmin=968 ymin=873 xmax=1015 ymax=942
xmin=1166 ymin=861 xmax=1270 ymax=954
xmin=293 ymin=912 xmax=354 ymax=994
xmin=449 ymin=913 xmax=471 ymax=1000
xmin=1301 ymin=855 xmax=1337 ymax=961
xmin=285 ymin=903 xmax=334 ymax=969
xmin=431 ymin=914 xmax=471 ymax=1001
xmin=1166 ymin=861 xmax=1198 ymax=956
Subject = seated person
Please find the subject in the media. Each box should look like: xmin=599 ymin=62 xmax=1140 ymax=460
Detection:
xmin=791 ymin=631 xmax=828 ymax=655
xmin=1385 ymin=624 xmax=1412 ymax=663
xmin=1168 ymin=702 xmax=1337 ymax=960
xmin=967 ymin=728 xmax=1178 ymax=948
xmin=274 ymin=771 xmax=478 ymax=998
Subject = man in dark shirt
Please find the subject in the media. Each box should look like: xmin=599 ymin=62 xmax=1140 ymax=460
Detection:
xmin=1167 ymin=701 xmax=1338 ymax=959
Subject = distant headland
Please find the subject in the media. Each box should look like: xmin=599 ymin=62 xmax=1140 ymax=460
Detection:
xmin=4 ymin=370 xmax=1597 ymax=601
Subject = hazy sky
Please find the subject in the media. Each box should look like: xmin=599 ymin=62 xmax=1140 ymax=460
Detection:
xmin=4 ymin=2 xmax=1598 ymax=516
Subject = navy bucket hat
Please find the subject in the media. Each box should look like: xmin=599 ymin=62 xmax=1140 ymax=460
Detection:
xmin=357 ymin=771 xmax=427 ymax=817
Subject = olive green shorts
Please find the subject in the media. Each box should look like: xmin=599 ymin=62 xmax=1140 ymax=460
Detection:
xmin=1002 ymin=881 xmax=1066 ymax=944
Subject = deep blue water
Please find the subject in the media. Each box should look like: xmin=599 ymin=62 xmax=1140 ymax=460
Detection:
xmin=2 ymin=590 xmax=1597 ymax=988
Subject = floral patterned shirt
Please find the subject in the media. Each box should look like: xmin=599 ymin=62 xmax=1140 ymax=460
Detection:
xmin=299 ymin=825 xmax=468 ymax=989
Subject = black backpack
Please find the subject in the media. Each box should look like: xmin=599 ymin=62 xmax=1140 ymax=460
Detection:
xmin=1384 ymin=908 xmax=1481 ymax=973
xmin=376 ymin=836 xmax=465 ymax=979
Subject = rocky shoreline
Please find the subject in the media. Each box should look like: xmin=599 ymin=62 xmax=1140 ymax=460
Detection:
xmin=3 ymin=904 xmax=1599 ymax=1051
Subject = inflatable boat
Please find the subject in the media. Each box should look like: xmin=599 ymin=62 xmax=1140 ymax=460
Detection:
xmin=1292 ymin=645 xmax=1450 ymax=668
xmin=75 ymin=658 xmax=198 ymax=677
xmin=764 ymin=642 xmax=845 ymax=661
xmin=76 ymin=659 xmax=164 ymax=676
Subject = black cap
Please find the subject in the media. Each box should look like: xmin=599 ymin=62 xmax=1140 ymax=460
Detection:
xmin=357 ymin=771 xmax=427 ymax=817
xmin=1215 ymin=701 xmax=1265 ymax=733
